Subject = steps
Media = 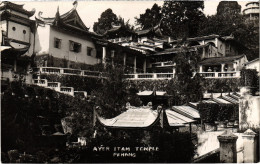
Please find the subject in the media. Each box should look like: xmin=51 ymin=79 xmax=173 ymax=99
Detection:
xmin=33 ymin=78 xmax=87 ymax=97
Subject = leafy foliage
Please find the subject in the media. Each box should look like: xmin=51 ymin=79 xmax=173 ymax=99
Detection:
xmin=1 ymin=81 xmax=94 ymax=153
xmin=93 ymin=9 xmax=119 ymax=35
xmin=161 ymin=1 xmax=205 ymax=38
xmin=135 ymin=3 xmax=162 ymax=30
xmin=197 ymin=103 xmax=239 ymax=123
xmin=166 ymin=47 xmax=204 ymax=105
xmin=240 ymin=68 xmax=259 ymax=87
xmin=92 ymin=64 xmax=142 ymax=118
xmin=217 ymin=1 xmax=241 ymax=15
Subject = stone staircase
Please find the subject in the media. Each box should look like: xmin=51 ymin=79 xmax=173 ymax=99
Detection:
xmin=33 ymin=78 xmax=87 ymax=97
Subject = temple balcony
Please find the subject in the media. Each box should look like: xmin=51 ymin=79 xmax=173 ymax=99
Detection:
xmin=151 ymin=61 xmax=176 ymax=68
xmin=35 ymin=67 xmax=106 ymax=78
xmin=124 ymin=73 xmax=174 ymax=80
xmin=193 ymin=71 xmax=241 ymax=78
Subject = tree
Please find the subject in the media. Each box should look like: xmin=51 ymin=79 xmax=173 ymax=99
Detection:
xmin=135 ymin=3 xmax=162 ymax=30
xmin=91 ymin=64 xmax=141 ymax=118
xmin=93 ymin=9 xmax=119 ymax=35
xmin=118 ymin=16 xmax=135 ymax=31
xmin=161 ymin=1 xmax=205 ymax=38
xmin=217 ymin=1 xmax=241 ymax=15
xmin=166 ymin=47 xmax=204 ymax=105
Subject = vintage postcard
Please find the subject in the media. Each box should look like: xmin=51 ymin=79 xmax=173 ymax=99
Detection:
xmin=1 ymin=0 xmax=259 ymax=163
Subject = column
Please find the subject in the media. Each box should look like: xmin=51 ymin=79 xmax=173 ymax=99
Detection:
xmin=14 ymin=59 xmax=17 ymax=72
xmin=111 ymin=50 xmax=115 ymax=68
xmin=233 ymin=62 xmax=237 ymax=71
xmin=134 ymin=56 xmax=137 ymax=73
xmin=217 ymin=130 xmax=238 ymax=163
xmin=242 ymin=129 xmax=257 ymax=163
xmin=102 ymin=47 xmax=106 ymax=66
xmin=199 ymin=65 xmax=203 ymax=72
xmin=202 ymin=47 xmax=205 ymax=58
xmin=221 ymin=63 xmax=225 ymax=72
xmin=143 ymin=59 xmax=146 ymax=73
xmin=123 ymin=53 xmax=126 ymax=66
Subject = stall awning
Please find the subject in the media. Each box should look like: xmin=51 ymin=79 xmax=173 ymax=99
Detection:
xmin=137 ymin=91 xmax=167 ymax=96
xmin=166 ymin=109 xmax=195 ymax=127
xmin=172 ymin=105 xmax=200 ymax=119
xmin=212 ymin=97 xmax=232 ymax=104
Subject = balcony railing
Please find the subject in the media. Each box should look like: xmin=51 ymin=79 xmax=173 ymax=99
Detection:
xmin=37 ymin=67 xmax=102 ymax=78
xmin=125 ymin=73 xmax=174 ymax=80
xmin=152 ymin=61 xmax=176 ymax=67
xmin=35 ymin=67 xmax=241 ymax=80
xmin=195 ymin=71 xmax=240 ymax=78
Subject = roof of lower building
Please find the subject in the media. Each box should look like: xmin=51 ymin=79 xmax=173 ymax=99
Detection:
xmin=199 ymin=55 xmax=245 ymax=65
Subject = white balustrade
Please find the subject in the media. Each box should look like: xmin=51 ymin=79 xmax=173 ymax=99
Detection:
xmin=195 ymin=71 xmax=240 ymax=78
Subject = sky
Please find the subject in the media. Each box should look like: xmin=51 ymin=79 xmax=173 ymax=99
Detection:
xmin=13 ymin=0 xmax=251 ymax=31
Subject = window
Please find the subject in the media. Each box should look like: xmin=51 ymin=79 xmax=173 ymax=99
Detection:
xmin=12 ymin=27 xmax=16 ymax=31
xmin=23 ymin=30 xmax=26 ymax=34
xmin=54 ymin=38 xmax=61 ymax=49
xmin=87 ymin=47 xmax=93 ymax=56
xmin=69 ymin=41 xmax=81 ymax=53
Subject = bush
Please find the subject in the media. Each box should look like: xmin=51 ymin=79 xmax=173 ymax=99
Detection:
xmin=197 ymin=103 xmax=239 ymax=123
xmin=240 ymin=68 xmax=259 ymax=87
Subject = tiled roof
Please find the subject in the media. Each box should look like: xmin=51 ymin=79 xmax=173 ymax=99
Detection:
xmin=137 ymin=91 xmax=167 ymax=96
xmin=199 ymin=55 xmax=245 ymax=65
xmin=165 ymin=109 xmax=195 ymax=126
xmin=153 ymin=44 xmax=206 ymax=55
xmin=172 ymin=105 xmax=200 ymax=119
xmin=97 ymin=106 xmax=159 ymax=128
xmin=97 ymin=105 xmax=196 ymax=128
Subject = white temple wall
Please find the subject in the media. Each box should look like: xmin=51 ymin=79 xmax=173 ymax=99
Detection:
xmin=35 ymin=25 xmax=50 ymax=55
xmin=48 ymin=27 xmax=98 ymax=65
xmin=7 ymin=21 xmax=30 ymax=43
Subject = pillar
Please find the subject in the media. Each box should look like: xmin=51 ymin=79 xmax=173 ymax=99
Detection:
xmin=199 ymin=65 xmax=203 ymax=72
xmin=14 ymin=59 xmax=17 ymax=72
xmin=143 ymin=59 xmax=146 ymax=73
xmin=111 ymin=50 xmax=115 ymax=68
xmin=123 ymin=53 xmax=126 ymax=66
xmin=217 ymin=130 xmax=238 ymax=163
xmin=242 ymin=129 xmax=257 ymax=163
xmin=202 ymin=47 xmax=205 ymax=58
xmin=134 ymin=56 xmax=137 ymax=73
xmin=233 ymin=62 xmax=237 ymax=71
xmin=221 ymin=63 xmax=225 ymax=72
xmin=102 ymin=47 xmax=106 ymax=66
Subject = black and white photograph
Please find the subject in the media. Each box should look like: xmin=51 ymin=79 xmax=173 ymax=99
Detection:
xmin=0 ymin=0 xmax=259 ymax=163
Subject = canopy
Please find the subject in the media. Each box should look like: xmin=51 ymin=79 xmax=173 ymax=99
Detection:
xmin=137 ymin=91 xmax=167 ymax=96
xmin=95 ymin=105 xmax=197 ymax=129
xmin=172 ymin=105 xmax=200 ymax=119
xmin=97 ymin=106 xmax=159 ymax=128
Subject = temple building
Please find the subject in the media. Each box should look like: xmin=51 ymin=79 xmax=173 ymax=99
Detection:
xmin=33 ymin=1 xmax=146 ymax=73
xmin=1 ymin=1 xmax=35 ymax=82
xmin=104 ymin=22 xmax=249 ymax=79
xmin=34 ymin=2 xmax=99 ymax=69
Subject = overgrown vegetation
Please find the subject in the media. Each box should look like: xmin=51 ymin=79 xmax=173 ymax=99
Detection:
xmin=197 ymin=103 xmax=239 ymax=123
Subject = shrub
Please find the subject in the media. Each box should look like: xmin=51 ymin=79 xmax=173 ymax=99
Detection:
xmin=240 ymin=68 xmax=259 ymax=87
xmin=197 ymin=103 xmax=239 ymax=123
